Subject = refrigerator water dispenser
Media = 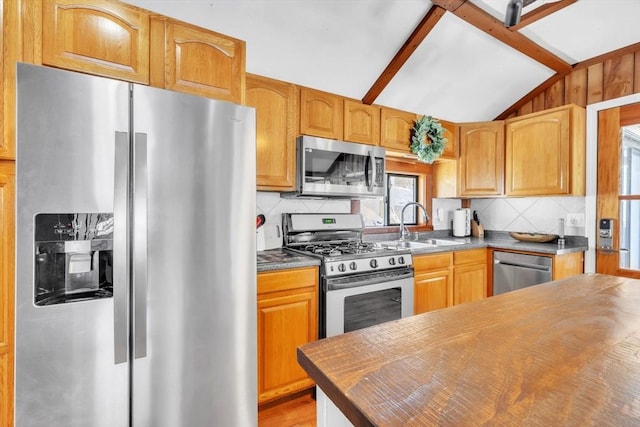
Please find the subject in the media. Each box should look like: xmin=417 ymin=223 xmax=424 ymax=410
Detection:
xmin=34 ymin=213 xmax=114 ymax=306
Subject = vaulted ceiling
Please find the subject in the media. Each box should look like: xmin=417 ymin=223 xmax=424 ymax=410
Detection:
xmin=125 ymin=0 xmax=640 ymax=122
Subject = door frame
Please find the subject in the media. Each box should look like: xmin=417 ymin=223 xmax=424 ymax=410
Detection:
xmin=586 ymin=93 xmax=640 ymax=273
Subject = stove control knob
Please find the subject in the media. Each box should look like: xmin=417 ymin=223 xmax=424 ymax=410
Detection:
xmin=338 ymin=263 xmax=346 ymax=272
xmin=370 ymin=259 xmax=378 ymax=268
xmin=388 ymin=257 xmax=396 ymax=266
xmin=349 ymin=261 xmax=357 ymax=271
xmin=398 ymin=256 xmax=405 ymax=265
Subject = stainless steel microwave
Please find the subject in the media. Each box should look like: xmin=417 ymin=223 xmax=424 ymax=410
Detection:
xmin=284 ymin=135 xmax=386 ymax=198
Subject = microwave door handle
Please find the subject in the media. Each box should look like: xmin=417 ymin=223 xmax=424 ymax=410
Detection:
xmin=368 ymin=150 xmax=375 ymax=192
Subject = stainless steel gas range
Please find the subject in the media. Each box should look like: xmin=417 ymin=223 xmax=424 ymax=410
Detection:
xmin=283 ymin=213 xmax=414 ymax=338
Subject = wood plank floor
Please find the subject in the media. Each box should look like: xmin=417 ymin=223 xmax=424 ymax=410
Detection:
xmin=258 ymin=391 xmax=316 ymax=427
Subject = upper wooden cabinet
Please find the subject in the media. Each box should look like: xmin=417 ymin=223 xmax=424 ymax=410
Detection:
xmin=434 ymin=120 xmax=504 ymax=198
xmin=439 ymin=119 xmax=459 ymax=159
xmin=505 ymin=104 xmax=585 ymax=196
xmin=42 ymin=0 xmax=151 ymax=84
xmin=380 ymin=107 xmax=416 ymax=153
xmin=246 ymin=74 xmax=298 ymax=191
xmin=343 ymin=99 xmax=380 ymax=146
xmin=299 ymin=87 xmax=343 ymax=140
xmin=459 ymin=121 xmax=504 ymax=197
xmin=151 ymin=17 xmax=245 ymax=103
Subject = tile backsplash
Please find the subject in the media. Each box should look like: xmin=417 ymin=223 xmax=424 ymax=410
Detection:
xmin=256 ymin=191 xmax=351 ymax=230
xmin=469 ymin=196 xmax=586 ymax=236
xmin=257 ymin=192 xmax=587 ymax=247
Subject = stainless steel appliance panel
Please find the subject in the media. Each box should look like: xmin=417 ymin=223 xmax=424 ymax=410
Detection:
xmin=16 ymin=63 xmax=129 ymax=426
xmin=131 ymin=85 xmax=257 ymax=426
xmin=293 ymin=135 xmax=385 ymax=198
xmin=493 ymin=251 xmax=552 ymax=295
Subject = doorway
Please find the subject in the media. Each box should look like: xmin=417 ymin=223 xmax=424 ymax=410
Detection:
xmin=596 ymin=103 xmax=640 ymax=278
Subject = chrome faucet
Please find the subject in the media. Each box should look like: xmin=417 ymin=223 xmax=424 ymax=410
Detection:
xmin=399 ymin=202 xmax=430 ymax=241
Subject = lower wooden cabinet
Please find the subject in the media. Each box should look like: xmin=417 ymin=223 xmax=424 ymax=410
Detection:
xmin=413 ymin=252 xmax=453 ymax=315
xmin=414 ymin=249 xmax=487 ymax=314
xmin=0 ymin=161 xmax=15 ymax=426
xmin=257 ymin=267 xmax=318 ymax=404
xmin=453 ymin=249 xmax=488 ymax=305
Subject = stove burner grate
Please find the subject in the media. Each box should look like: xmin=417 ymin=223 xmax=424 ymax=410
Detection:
xmin=302 ymin=241 xmax=378 ymax=256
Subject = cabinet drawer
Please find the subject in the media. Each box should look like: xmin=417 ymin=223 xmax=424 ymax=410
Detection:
xmin=454 ymin=248 xmax=486 ymax=265
xmin=414 ymin=252 xmax=453 ymax=271
xmin=258 ymin=267 xmax=318 ymax=295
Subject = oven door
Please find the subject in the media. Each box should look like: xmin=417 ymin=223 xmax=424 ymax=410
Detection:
xmin=324 ymin=268 xmax=414 ymax=338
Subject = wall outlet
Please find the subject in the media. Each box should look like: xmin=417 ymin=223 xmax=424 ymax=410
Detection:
xmin=567 ymin=213 xmax=585 ymax=227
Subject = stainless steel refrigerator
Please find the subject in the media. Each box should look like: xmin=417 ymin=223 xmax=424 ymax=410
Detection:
xmin=15 ymin=63 xmax=257 ymax=426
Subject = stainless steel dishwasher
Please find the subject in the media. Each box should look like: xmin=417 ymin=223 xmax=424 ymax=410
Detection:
xmin=493 ymin=251 xmax=552 ymax=295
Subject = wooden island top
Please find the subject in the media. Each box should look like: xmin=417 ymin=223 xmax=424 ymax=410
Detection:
xmin=297 ymin=274 xmax=640 ymax=426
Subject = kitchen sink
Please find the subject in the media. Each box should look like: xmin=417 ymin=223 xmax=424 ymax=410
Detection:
xmin=421 ymin=238 xmax=466 ymax=246
xmin=376 ymin=238 xmax=466 ymax=250
xmin=377 ymin=240 xmax=436 ymax=249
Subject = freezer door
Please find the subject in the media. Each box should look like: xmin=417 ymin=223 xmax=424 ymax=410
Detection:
xmin=131 ymin=86 xmax=257 ymax=426
xmin=16 ymin=63 xmax=129 ymax=426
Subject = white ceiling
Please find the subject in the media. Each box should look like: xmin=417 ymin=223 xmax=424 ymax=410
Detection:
xmin=125 ymin=0 xmax=640 ymax=122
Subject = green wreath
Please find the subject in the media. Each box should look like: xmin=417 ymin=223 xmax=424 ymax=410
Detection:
xmin=410 ymin=115 xmax=447 ymax=164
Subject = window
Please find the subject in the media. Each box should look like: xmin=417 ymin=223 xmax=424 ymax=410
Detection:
xmin=361 ymin=174 xmax=418 ymax=226
xmin=619 ymin=127 xmax=640 ymax=270
xmin=359 ymin=159 xmax=432 ymax=229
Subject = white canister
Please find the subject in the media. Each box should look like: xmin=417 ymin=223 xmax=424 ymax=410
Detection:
xmin=453 ymin=208 xmax=471 ymax=237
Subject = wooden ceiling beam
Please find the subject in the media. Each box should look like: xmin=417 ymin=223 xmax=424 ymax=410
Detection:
xmin=510 ymin=0 xmax=577 ymax=31
xmin=361 ymin=6 xmax=445 ymax=105
xmin=431 ymin=0 xmax=572 ymax=74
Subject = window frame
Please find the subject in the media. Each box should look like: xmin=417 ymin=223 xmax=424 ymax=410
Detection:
xmin=355 ymin=158 xmax=433 ymax=235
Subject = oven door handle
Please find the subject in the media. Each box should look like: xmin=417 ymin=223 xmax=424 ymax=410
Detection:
xmin=326 ymin=268 xmax=414 ymax=291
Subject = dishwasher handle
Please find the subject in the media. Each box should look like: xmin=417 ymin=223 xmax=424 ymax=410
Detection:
xmin=494 ymin=259 xmax=552 ymax=272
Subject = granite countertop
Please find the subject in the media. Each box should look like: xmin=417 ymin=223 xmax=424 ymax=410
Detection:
xmin=257 ymin=248 xmax=320 ymax=272
xmin=256 ymin=231 xmax=588 ymax=271
xmin=257 ymin=230 xmax=588 ymax=272
xmin=365 ymin=230 xmax=588 ymax=256
xmin=298 ymin=274 xmax=640 ymax=426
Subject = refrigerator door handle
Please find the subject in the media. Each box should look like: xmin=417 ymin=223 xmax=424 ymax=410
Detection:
xmin=133 ymin=132 xmax=148 ymax=359
xmin=114 ymin=131 xmax=130 ymax=364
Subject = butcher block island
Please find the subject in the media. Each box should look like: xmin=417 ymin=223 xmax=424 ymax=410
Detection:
xmin=297 ymin=274 xmax=640 ymax=426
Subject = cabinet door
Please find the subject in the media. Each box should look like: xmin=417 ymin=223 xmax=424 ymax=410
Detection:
xmin=459 ymin=121 xmax=504 ymax=196
xmin=257 ymin=290 xmax=316 ymax=404
xmin=42 ymin=0 xmax=150 ymax=83
xmin=299 ymin=88 xmax=343 ymax=140
xmin=343 ymin=99 xmax=380 ymax=145
xmin=257 ymin=268 xmax=317 ymax=404
xmin=380 ymin=107 xmax=416 ymax=153
xmin=0 ymin=162 xmax=15 ymax=427
xmin=246 ymin=74 xmax=298 ymax=191
xmin=413 ymin=253 xmax=453 ymax=314
xmin=454 ymin=262 xmax=487 ymax=305
xmin=414 ymin=269 xmax=452 ymax=314
xmin=156 ymin=19 xmax=245 ymax=103
xmin=505 ymin=107 xmax=574 ymax=196
xmin=439 ymin=119 xmax=459 ymax=159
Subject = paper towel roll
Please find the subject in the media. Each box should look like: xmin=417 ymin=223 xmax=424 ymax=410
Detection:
xmin=453 ymin=209 xmax=470 ymax=237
